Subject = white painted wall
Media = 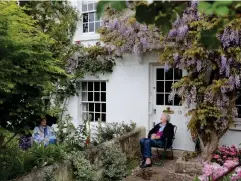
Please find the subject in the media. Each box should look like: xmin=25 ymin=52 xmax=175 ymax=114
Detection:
xmin=67 ymin=0 xmax=241 ymax=151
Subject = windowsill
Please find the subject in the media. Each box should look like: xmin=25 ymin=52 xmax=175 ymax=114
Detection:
xmin=229 ymin=126 xmax=241 ymax=131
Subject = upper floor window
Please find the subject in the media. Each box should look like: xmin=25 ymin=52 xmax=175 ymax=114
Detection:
xmin=82 ymin=1 xmax=101 ymax=33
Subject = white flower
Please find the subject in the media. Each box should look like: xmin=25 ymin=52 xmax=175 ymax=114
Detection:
xmin=62 ymin=128 xmax=67 ymax=133
xmin=51 ymin=124 xmax=59 ymax=132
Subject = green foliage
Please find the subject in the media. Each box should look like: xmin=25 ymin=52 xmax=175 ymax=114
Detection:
xmin=96 ymin=1 xmax=127 ymax=19
xmin=0 ymin=142 xmax=65 ymax=181
xmin=65 ymin=151 xmax=97 ymax=181
xmin=0 ymin=1 xmax=67 ymax=133
xmin=99 ymin=145 xmax=128 ymax=181
xmin=182 ymin=151 xmax=198 ymax=161
xmin=20 ymin=1 xmax=79 ymax=62
xmin=93 ymin=121 xmax=136 ymax=144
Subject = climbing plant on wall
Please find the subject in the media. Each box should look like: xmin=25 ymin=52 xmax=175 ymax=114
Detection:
xmin=97 ymin=3 xmax=162 ymax=57
xmin=160 ymin=2 xmax=241 ymax=160
xmin=96 ymin=1 xmax=241 ymax=161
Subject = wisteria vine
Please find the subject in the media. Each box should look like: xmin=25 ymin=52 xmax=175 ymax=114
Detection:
xmin=98 ymin=6 xmax=162 ymax=56
xmin=161 ymin=1 xmax=241 ymax=150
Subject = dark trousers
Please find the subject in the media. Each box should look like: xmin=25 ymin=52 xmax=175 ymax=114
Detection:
xmin=140 ymin=138 xmax=164 ymax=158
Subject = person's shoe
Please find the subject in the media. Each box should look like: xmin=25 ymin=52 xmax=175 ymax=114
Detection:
xmin=140 ymin=162 xmax=152 ymax=168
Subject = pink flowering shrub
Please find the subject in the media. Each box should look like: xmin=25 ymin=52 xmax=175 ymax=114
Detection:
xmin=231 ymin=166 xmax=241 ymax=181
xmin=212 ymin=145 xmax=240 ymax=166
xmin=199 ymin=145 xmax=240 ymax=181
xmin=199 ymin=161 xmax=239 ymax=181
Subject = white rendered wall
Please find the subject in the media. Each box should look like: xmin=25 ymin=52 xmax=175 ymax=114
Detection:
xmin=67 ymin=0 xmax=241 ymax=151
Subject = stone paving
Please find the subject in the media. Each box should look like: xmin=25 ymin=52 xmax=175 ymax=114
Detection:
xmin=124 ymin=158 xmax=194 ymax=181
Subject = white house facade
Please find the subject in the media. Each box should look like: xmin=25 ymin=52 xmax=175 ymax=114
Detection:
xmin=67 ymin=0 xmax=241 ymax=151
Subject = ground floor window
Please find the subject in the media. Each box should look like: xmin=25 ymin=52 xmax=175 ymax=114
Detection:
xmin=81 ymin=81 xmax=106 ymax=122
xmin=234 ymin=96 xmax=241 ymax=130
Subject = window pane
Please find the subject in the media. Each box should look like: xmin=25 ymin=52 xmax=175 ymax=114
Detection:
xmin=101 ymin=113 xmax=106 ymax=122
xmin=174 ymin=68 xmax=182 ymax=80
xmin=82 ymin=112 xmax=88 ymax=121
xmin=89 ymin=22 xmax=94 ymax=32
xmin=82 ymin=92 xmax=88 ymax=101
xmin=95 ymin=113 xmax=101 ymax=121
xmin=165 ymin=81 xmax=173 ymax=93
xmin=174 ymin=95 xmax=182 ymax=106
xmin=88 ymin=92 xmax=93 ymax=101
xmin=95 ymin=22 xmax=100 ymax=31
xmin=82 ymin=103 xmax=88 ymax=112
xmin=101 ymin=82 xmax=106 ymax=91
xmin=165 ymin=68 xmax=173 ymax=80
xmin=165 ymin=94 xmax=172 ymax=105
xmin=94 ymin=82 xmax=100 ymax=91
xmin=88 ymin=3 xmax=94 ymax=11
xmin=89 ymin=113 xmax=94 ymax=121
xmin=89 ymin=103 xmax=94 ymax=112
xmin=101 ymin=92 xmax=106 ymax=102
xmin=156 ymin=94 xmax=164 ymax=105
xmin=82 ymin=82 xmax=87 ymax=91
xmin=156 ymin=68 xmax=164 ymax=80
xmin=82 ymin=4 xmax=87 ymax=12
xmin=88 ymin=82 xmax=93 ymax=91
xmin=83 ymin=23 xmax=88 ymax=33
xmin=94 ymin=92 xmax=100 ymax=101
xmin=237 ymin=107 xmax=241 ymax=118
xmin=236 ymin=95 xmax=241 ymax=105
xmin=95 ymin=103 xmax=101 ymax=112
xmin=156 ymin=81 xmax=164 ymax=93
xmin=101 ymin=103 xmax=106 ymax=112
xmin=89 ymin=12 xmax=94 ymax=22
xmin=83 ymin=13 xmax=88 ymax=23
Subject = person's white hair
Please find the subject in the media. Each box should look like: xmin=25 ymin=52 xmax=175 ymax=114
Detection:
xmin=162 ymin=112 xmax=171 ymax=122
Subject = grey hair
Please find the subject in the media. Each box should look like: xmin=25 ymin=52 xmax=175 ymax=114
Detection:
xmin=163 ymin=112 xmax=171 ymax=122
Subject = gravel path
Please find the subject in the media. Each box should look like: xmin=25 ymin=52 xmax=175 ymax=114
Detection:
xmin=124 ymin=159 xmax=194 ymax=181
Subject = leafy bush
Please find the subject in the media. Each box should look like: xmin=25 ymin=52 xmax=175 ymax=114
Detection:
xmin=99 ymin=145 xmax=128 ymax=181
xmin=65 ymin=151 xmax=97 ymax=181
xmin=93 ymin=121 xmax=136 ymax=144
xmin=0 ymin=143 xmax=65 ymax=180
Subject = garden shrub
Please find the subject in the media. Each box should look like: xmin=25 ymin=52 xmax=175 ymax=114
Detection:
xmin=65 ymin=151 xmax=97 ymax=181
xmin=0 ymin=142 xmax=66 ymax=180
xmin=93 ymin=120 xmax=136 ymax=144
xmin=99 ymin=145 xmax=128 ymax=181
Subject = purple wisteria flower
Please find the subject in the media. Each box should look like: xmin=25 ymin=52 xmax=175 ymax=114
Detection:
xmin=204 ymin=91 xmax=214 ymax=103
xmin=235 ymin=75 xmax=240 ymax=88
xmin=140 ymin=37 xmax=147 ymax=47
xmin=191 ymin=0 xmax=198 ymax=9
xmin=173 ymin=53 xmax=179 ymax=62
xmin=168 ymin=29 xmax=177 ymax=38
xmin=177 ymin=25 xmax=188 ymax=40
xmin=164 ymin=63 xmax=169 ymax=72
xmin=196 ymin=60 xmax=202 ymax=72
xmin=173 ymin=15 xmax=181 ymax=28
xmin=220 ymin=55 xmax=227 ymax=74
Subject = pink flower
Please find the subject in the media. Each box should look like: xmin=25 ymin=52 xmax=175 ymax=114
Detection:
xmin=213 ymin=154 xmax=220 ymax=159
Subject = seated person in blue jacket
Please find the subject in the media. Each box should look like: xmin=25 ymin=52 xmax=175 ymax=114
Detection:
xmin=32 ymin=118 xmax=56 ymax=146
xmin=140 ymin=112 xmax=174 ymax=168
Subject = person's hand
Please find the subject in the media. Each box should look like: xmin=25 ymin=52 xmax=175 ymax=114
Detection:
xmin=151 ymin=134 xmax=156 ymax=139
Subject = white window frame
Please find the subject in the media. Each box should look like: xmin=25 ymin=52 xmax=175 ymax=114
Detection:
xmin=154 ymin=67 xmax=182 ymax=106
xmin=230 ymin=105 xmax=241 ymax=131
xmin=82 ymin=1 xmax=101 ymax=34
xmin=81 ymin=81 xmax=106 ymax=122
